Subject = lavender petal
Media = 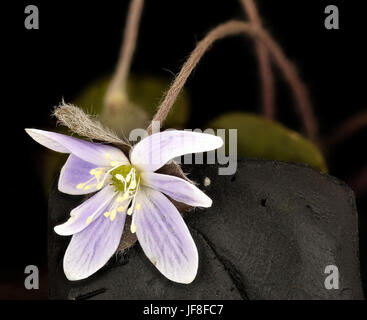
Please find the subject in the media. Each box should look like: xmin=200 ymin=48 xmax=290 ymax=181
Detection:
xmin=54 ymin=185 xmax=117 ymax=236
xmin=26 ymin=128 xmax=128 ymax=166
xmin=63 ymin=197 xmax=128 ymax=281
xmin=133 ymin=187 xmax=198 ymax=284
xmin=141 ymin=171 xmax=212 ymax=207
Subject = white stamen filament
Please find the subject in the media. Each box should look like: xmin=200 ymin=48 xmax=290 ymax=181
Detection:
xmin=86 ymin=193 xmax=119 ymax=225
xmin=97 ymin=162 xmax=126 ymax=190
xmin=128 ymin=181 xmax=141 ymax=233
xmin=83 ymin=162 xmax=142 ymax=225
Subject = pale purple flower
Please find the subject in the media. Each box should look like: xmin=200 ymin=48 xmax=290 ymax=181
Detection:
xmin=26 ymin=128 xmax=223 ymax=283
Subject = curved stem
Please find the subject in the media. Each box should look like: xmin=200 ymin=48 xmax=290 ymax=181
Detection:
xmin=323 ymin=111 xmax=367 ymax=148
xmin=348 ymin=165 xmax=367 ymax=195
xmin=148 ymin=20 xmax=318 ymax=143
xmin=240 ymin=0 xmax=274 ymax=119
xmin=104 ymin=0 xmax=144 ymax=113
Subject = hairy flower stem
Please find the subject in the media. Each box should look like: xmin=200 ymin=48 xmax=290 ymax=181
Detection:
xmin=323 ymin=111 xmax=367 ymax=149
xmin=104 ymin=0 xmax=144 ymax=115
xmin=348 ymin=165 xmax=367 ymax=195
xmin=241 ymin=0 xmax=274 ymax=119
xmin=148 ymin=21 xmax=318 ymax=143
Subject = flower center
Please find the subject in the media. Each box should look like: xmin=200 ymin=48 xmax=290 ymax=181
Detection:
xmin=109 ymin=165 xmax=141 ymax=225
xmin=110 ymin=164 xmax=140 ymax=193
xmin=82 ymin=164 xmax=142 ymax=227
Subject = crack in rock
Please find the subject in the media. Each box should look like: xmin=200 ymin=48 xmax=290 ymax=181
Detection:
xmin=74 ymin=288 xmax=106 ymax=300
xmin=193 ymin=227 xmax=249 ymax=300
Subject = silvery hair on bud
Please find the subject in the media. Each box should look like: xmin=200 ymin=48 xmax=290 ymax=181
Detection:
xmin=53 ymin=102 xmax=129 ymax=146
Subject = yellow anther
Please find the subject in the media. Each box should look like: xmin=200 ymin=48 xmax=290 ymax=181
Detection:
xmin=86 ymin=216 xmax=93 ymax=225
xmin=135 ymin=203 xmax=141 ymax=210
xmin=84 ymin=185 xmax=92 ymax=190
xmin=127 ymin=207 xmax=133 ymax=216
xmin=96 ymin=182 xmax=103 ymax=190
xmin=130 ymin=224 xmax=136 ymax=233
xmin=90 ymin=169 xmax=97 ymax=175
xmin=95 ymin=170 xmax=103 ymax=179
xmin=117 ymin=193 xmax=128 ymax=202
xmin=110 ymin=209 xmax=117 ymax=221
xmin=104 ymin=211 xmax=110 ymax=218
xmin=204 ymin=177 xmax=211 ymax=187
xmin=76 ymin=183 xmax=84 ymax=189
xmin=117 ymin=206 xmax=125 ymax=213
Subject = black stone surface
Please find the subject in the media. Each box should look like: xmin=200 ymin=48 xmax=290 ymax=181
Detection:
xmin=48 ymin=159 xmax=364 ymax=299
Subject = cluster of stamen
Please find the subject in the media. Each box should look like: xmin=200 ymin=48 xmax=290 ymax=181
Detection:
xmin=109 ymin=164 xmax=141 ymax=229
xmin=81 ymin=154 xmax=142 ymax=230
xmin=76 ymin=167 xmax=106 ymax=191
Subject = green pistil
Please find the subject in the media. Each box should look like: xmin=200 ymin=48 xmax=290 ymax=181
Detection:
xmin=110 ymin=164 xmax=140 ymax=192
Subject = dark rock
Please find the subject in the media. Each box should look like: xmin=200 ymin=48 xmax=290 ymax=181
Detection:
xmin=48 ymin=159 xmax=364 ymax=299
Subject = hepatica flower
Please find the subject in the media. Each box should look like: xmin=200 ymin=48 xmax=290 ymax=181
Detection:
xmin=26 ymin=128 xmax=223 ymax=283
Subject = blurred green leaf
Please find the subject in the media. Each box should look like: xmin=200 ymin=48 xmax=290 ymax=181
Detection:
xmin=74 ymin=74 xmax=190 ymax=132
xmin=207 ymin=112 xmax=327 ymax=172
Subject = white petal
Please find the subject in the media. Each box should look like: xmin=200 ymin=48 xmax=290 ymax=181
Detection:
xmin=54 ymin=185 xmax=117 ymax=236
xmin=63 ymin=198 xmax=129 ymax=281
xmin=25 ymin=128 xmax=128 ymax=166
xmin=133 ymin=187 xmax=198 ymax=283
xmin=141 ymin=171 xmax=212 ymax=207
xmin=130 ymin=130 xmax=223 ymax=172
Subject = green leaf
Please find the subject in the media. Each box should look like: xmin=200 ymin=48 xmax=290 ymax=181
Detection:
xmin=207 ymin=112 xmax=327 ymax=172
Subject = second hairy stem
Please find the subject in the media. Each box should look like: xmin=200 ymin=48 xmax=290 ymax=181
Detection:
xmin=148 ymin=21 xmax=318 ymax=144
xmin=241 ymin=0 xmax=275 ymax=119
xmin=104 ymin=0 xmax=144 ymax=114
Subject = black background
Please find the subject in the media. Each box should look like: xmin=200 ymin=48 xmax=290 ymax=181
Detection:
xmin=2 ymin=0 xmax=366 ymax=299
